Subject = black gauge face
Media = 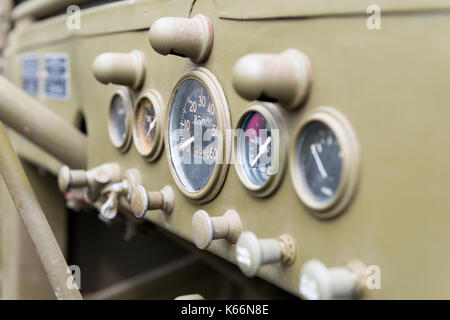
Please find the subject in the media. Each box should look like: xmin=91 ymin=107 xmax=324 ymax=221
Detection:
xmin=298 ymin=121 xmax=342 ymax=203
xmin=238 ymin=112 xmax=273 ymax=186
xmin=168 ymin=78 xmax=218 ymax=192
xmin=109 ymin=93 xmax=128 ymax=147
xmin=135 ymin=97 xmax=157 ymax=155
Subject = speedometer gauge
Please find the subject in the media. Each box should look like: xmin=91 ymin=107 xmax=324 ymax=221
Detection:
xmin=290 ymin=106 xmax=360 ymax=219
xmin=166 ymin=68 xmax=231 ymax=203
xmin=235 ymin=102 xmax=286 ymax=197
xmin=108 ymin=88 xmax=133 ymax=152
xmin=133 ymin=90 xmax=165 ymax=161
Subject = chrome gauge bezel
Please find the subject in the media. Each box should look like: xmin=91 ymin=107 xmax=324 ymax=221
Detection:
xmin=108 ymin=87 xmax=133 ymax=152
xmin=165 ymin=67 xmax=231 ymax=203
xmin=290 ymin=106 xmax=360 ymax=219
xmin=132 ymin=89 xmax=165 ymax=162
xmin=234 ymin=102 xmax=287 ymax=197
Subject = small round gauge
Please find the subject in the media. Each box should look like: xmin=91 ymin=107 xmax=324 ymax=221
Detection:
xmin=235 ymin=102 xmax=286 ymax=197
xmin=108 ymin=88 xmax=133 ymax=152
xmin=290 ymin=107 xmax=360 ymax=218
xmin=133 ymin=90 xmax=165 ymax=161
xmin=166 ymin=68 xmax=231 ymax=203
xmin=298 ymin=121 xmax=341 ymax=203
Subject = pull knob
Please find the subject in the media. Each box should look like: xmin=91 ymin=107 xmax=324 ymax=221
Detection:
xmin=149 ymin=14 xmax=213 ymax=63
xmin=130 ymin=185 xmax=174 ymax=217
xmin=175 ymin=294 xmax=205 ymax=300
xmin=99 ymin=169 xmax=142 ymax=220
xmin=58 ymin=163 xmax=121 ymax=201
xmin=299 ymin=260 xmax=367 ymax=300
xmin=236 ymin=231 xmax=295 ymax=277
xmin=92 ymin=50 xmax=146 ymax=89
xmin=232 ymin=49 xmax=311 ymax=109
xmin=192 ymin=209 xmax=242 ymax=250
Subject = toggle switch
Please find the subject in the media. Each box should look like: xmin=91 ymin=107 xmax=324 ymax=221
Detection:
xmin=99 ymin=169 xmax=142 ymax=220
xmin=58 ymin=163 xmax=121 ymax=201
xmin=236 ymin=231 xmax=296 ymax=277
xmin=192 ymin=209 xmax=242 ymax=250
xmin=92 ymin=50 xmax=146 ymax=89
xmin=232 ymin=49 xmax=312 ymax=109
xmin=149 ymin=15 xmax=213 ymax=63
xmin=130 ymin=184 xmax=174 ymax=217
xmin=299 ymin=260 xmax=367 ymax=300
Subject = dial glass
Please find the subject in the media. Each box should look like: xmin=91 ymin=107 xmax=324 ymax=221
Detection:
xmin=109 ymin=93 xmax=128 ymax=147
xmin=238 ymin=112 xmax=273 ymax=187
xmin=298 ymin=121 xmax=342 ymax=203
xmin=135 ymin=96 xmax=157 ymax=155
xmin=168 ymin=78 xmax=218 ymax=192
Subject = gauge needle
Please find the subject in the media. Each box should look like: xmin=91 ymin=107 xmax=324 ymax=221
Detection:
xmin=250 ymin=137 xmax=271 ymax=167
xmin=311 ymin=144 xmax=328 ymax=178
xmin=144 ymin=118 xmax=156 ymax=138
xmin=179 ymin=136 xmax=195 ymax=151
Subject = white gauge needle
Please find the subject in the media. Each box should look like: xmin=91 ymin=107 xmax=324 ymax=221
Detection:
xmin=179 ymin=136 xmax=195 ymax=151
xmin=250 ymin=137 xmax=271 ymax=167
xmin=311 ymin=144 xmax=328 ymax=178
xmin=144 ymin=118 xmax=156 ymax=138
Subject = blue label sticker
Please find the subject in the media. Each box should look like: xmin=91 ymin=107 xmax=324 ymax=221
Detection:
xmin=44 ymin=53 xmax=70 ymax=100
xmin=22 ymin=54 xmax=40 ymax=96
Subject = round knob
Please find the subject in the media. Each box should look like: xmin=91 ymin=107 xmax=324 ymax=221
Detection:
xmin=92 ymin=50 xmax=146 ymax=89
xmin=236 ymin=231 xmax=295 ymax=277
xmin=130 ymin=185 xmax=174 ymax=218
xmin=192 ymin=209 xmax=242 ymax=250
xmin=149 ymin=14 xmax=213 ymax=63
xmin=232 ymin=49 xmax=311 ymax=109
xmin=58 ymin=165 xmax=87 ymax=193
xmin=299 ymin=260 xmax=367 ymax=300
xmin=130 ymin=185 xmax=148 ymax=218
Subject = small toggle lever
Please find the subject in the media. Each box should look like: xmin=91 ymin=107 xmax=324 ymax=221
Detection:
xmin=236 ymin=231 xmax=296 ymax=277
xmin=149 ymin=15 xmax=213 ymax=63
xmin=299 ymin=260 xmax=368 ymax=300
xmin=99 ymin=169 xmax=142 ymax=220
xmin=58 ymin=162 xmax=121 ymax=201
xmin=192 ymin=209 xmax=242 ymax=250
xmin=130 ymin=184 xmax=175 ymax=218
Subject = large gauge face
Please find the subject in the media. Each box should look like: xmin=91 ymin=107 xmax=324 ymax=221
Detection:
xmin=297 ymin=121 xmax=342 ymax=204
xmin=133 ymin=90 xmax=164 ymax=161
xmin=290 ymin=107 xmax=360 ymax=219
xmin=167 ymin=68 xmax=233 ymax=203
xmin=108 ymin=89 xmax=132 ymax=152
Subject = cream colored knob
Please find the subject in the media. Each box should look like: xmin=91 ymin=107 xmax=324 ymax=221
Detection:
xmin=58 ymin=165 xmax=87 ymax=193
xmin=175 ymin=294 xmax=205 ymax=300
xmin=236 ymin=231 xmax=295 ymax=277
xmin=130 ymin=185 xmax=174 ymax=218
xmin=192 ymin=209 xmax=242 ymax=250
xmin=92 ymin=50 xmax=146 ymax=89
xmin=299 ymin=260 xmax=367 ymax=300
xmin=232 ymin=49 xmax=311 ymax=109
xmin=149 ymin=14 xmax=213 ymax=63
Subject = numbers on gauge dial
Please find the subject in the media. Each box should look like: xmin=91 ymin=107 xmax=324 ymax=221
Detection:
xmin=240 ymin=112 xmax=273 ymax=186
xmin=168 ymin=79 xmax=218 ymax=192
xmin=298 ymin=121 xmax=342 ymax=203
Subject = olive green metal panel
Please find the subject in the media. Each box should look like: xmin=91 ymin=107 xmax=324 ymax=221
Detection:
xmin=4 ymin=0 xmax=450 ymax=299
